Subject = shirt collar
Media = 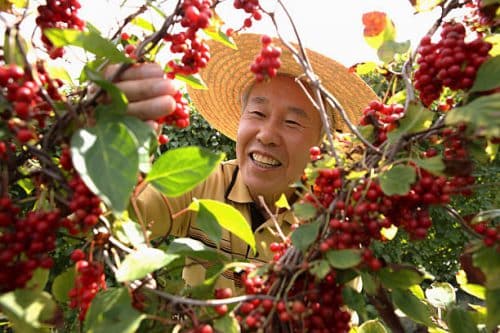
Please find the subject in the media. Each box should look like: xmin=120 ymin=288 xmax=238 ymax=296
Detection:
xmin=226 ymin=163 xmax=254 ymax=204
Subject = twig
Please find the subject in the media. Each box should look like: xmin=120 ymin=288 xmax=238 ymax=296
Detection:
xmin=258 ymin=195 xmax=287 ymax=242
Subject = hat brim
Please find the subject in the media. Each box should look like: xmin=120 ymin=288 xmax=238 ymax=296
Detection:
xmin=187 ymin=33 xmax=377 ymax=140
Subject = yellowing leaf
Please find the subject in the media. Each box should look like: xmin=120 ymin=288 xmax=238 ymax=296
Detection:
xmin=275 ymin=193 xmax=290 ymax=210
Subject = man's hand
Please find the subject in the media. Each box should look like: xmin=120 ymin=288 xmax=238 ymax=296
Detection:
xmin=103 ymin=63 xmax=178 ymax=128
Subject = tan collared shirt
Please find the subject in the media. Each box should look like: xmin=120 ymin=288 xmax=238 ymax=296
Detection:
xmin=133 ymin=159 xmax=296 ymax=290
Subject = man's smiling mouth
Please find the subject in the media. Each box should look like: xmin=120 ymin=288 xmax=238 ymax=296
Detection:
xmin=250 ymin=152 xmax=282 ymax=168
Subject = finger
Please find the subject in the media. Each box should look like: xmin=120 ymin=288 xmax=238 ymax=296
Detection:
xmin=126 ymin=95 xmax=176 ymax=121
xmin=115 ymin=78 xmax=178 ymax=102
xmin=104 ymin=63 xmax=165 ymax=81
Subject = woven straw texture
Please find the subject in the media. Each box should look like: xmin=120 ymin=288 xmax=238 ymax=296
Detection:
xmin=187 ymin=33 xmax=378 ymax=140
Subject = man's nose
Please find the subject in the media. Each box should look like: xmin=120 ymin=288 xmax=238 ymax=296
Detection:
xmin=256 ymin=119 xmax=280 ymax=146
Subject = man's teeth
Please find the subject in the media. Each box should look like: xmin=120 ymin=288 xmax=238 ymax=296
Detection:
xmin=251 ymin=153 xmax=281 ymax=167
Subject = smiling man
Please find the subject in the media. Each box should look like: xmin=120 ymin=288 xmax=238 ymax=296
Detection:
xmin=126 ymin=33 xmax=377 ymax=289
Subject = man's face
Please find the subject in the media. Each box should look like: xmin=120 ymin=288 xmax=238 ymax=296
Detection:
xmin=236 ymin=75 xmax=322 ymax=205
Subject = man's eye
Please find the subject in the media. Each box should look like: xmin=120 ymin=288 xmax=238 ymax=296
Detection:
xmin=285 ymin=120 xmax=302 ymax=127
xmin=251 ymin=111 xmax=265 ymax=117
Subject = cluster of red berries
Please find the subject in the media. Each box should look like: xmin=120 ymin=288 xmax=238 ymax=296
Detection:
xmin=157 ymin=90 xmax=191 ymax=129
xmin=232 ymin=0 xmax=263 ymax=30
xmin=465 ymin=0 xmax=500 ymax=30
xmin=163 ymin=0 xmax=212 ymax=78
xmin=0 ymin=196 xmax=60 ymax=292
xmin=359 ymin=100 xmax=405 ymax=145
xmin=68 ymin=249 xmax=107 ymax=321
xmin=414 ymin=22 xmax=492 ymax=106
xmin=250 ymin=35 xmax=282 ymax=82
xmin=235 ymin=270 xmax=351 ymax=332
xmin=472 ymin=222 xmax=499 ymax=249
xmin=58 ymin=147 xmax=102 ymax=234
xmin=0 ymin=63 xmax=63 ymax=143
xmin=60 ymin=174 xmax=102 ymax=235
xmin=36 ymin=0 xmax=85 ymax=59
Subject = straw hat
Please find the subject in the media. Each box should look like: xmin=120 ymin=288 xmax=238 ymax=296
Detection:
xmin=187 ymin=33 xmax=378 ymax=140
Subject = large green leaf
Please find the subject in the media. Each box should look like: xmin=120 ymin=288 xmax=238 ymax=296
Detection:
xmin=3 ymin=28 xmax=29 ymax=66
xmin=379 ymin=165 xmax=416 ymax=195
xmin=325 ymin=249 xmax=362 ymax=269
xmin=486 ymin=288 xmax=500 ymax=332
xmin=71 ymin=119 xmax=139 ymax=213
xmin=343 ymin=287 xmax=368 ymax=321
xmin=391 ymin=288 xmax=435 ymax=327
xmin=26 ymin=268 xmax=49 ymax=293
xmin=166 ymin=237 xmax=225 ymax=262
xmin=291 ymin=220 xmax=321 ymax=253
xmin=51 ymin=267 xmax=76 ymax=303
xmin=147 ymin=146 xmax=224 ymax=197
xmin=413 ymin=156 xmax=445 ymax=175
xmin=387 ymin=102 xmax=434 ymax=142
xmin=446 ymin=94 xmax=500 ymax=138
xmin=189 ymin=199 xmax=255 ymax=253
xmin=0 ymin=289 xmax=59 ymax=333
xmin=84 ymin=288 xmax=145 ymax=333
xmin=292 ymin=202 xmax=317 ymax=221
xmin=214 ymin=315 xmax=240 ymax=333
xmin=358 ymin=319 xmax=389 ymax=333
xmin=470 ymin=56 xmax=500 ymax=93
xmin=116 ymin=247 xmax=179 ymax=282
xmin=378 ymin=266 xmax=424 ymax=290
xmin=447 ymin=307 xmax=480 ymax=333
xmin=44 ymin=28 xmax=131 ymax=63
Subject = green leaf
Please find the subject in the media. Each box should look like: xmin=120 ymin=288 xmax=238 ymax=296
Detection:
xmin=113 ymin=219 xmax=146 ymax=248
xmin=360 ymin=270 xmax=378 ymax=295
xmin=379 ymin=165 xmax=416 ymax=195
xmin=391 ymin=288 xmax=435 ymax=327
xmin=44 ymin=28 xmax=131 ymax=63
xmin=131 ymin=17 xmax=155 ymax=32
xmin=425 ymin=282 xmax=456 ymax=308
xmin=387 ymin=102 xmax=434 ymax=142
xmin=358 ymin=319 xmax=389 ymax=333
xmin=71 ymin=120 xmax=139 ymax=213
xmin=446 ymin=94 xmax=500 ymax=138
xmin=460 ymin=284 xmax=486 ymax=300
xmin=147 ymin=146 xmax=224 ymax=197
xmin=291 ymin=220 xmax=321 ymax=253
xmin=0 ymin=289 xmax=58 ymax=333
xmin=85 ymin=69 xmax=128 ymax=114
xmin=413 ymin=156 xmax=445 ymax=175
xmin=377 ymin=40 xmax=411 ymax=62
xmin=293 ymin=202 xmax=317 ymax=220
xmin=325 ymin=249 xmax=362 ymax=269
xmin=3 ymin=28 xmax=28 ymax=66
xmin=409 ymin=284 xmax=425 ymax=300
xmin=309 ymin=260 xmax=331 ymax=279
xmin=84 ymin=288 xmax=145 ymax=333
xmin=447 ymin=307 xmax=480 ymax=333
xmin=363 ymin=13 xmax=396 ymax=50
xmin=470 ymin=56 xmax=500 ymax=93
xmin=191 ymin=199 xmax=223 ymax=246
xmin=51 ymin=267 xmax=76 ymax=303
xmin=116 ymin=247 xmax=179 ymax=282
xmin=166 ymin=237 xmax=225 ymax=262
xmin=116 ymin=115 xmax=157 ymax=174
xmin=343 ymin=287 xmax=367 ymax=321
xmin=214 ymin=315 xmax=240 ymax=333
xmin=26 ymin=268 xmax=49 ymax=293
xmin=486 ymin=289 xmax=500 ymax=332
xmin=164 ymin=64 xmax=208 ymax=89
xmin=378 ymin=266 xmax=424 ymax=289
xmin=203 ymin=27 xmax=237 ymax=50
xmin=355 ymin=62 xmax=378 ymax=76
xmin=16 ymin=178 xmax=34 ymax=195
xmin=189 ymin=199 xmax=255 ymax=253
xmin=275 ymin=193 xmax=290 ymax=210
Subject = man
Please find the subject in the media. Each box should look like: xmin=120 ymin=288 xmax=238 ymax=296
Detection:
xmin=117 ymin=33 xmax=377 ymax=289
